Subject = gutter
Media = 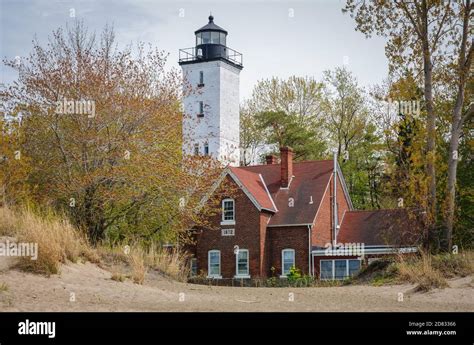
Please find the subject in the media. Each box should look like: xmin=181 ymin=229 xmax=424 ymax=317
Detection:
xmin=307 ymin=224 xmax=312 ymax=276
xmin=267 ymin=223 xmax=313 ymax=228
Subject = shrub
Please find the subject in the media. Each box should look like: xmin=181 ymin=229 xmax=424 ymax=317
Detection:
xmin=286 ymin=266 xmax=302 ymax=284
xmin=354 ymin=259 xmax=398 ymax=286
xmin=293 ymin=275 xmax=314 ymax=287
xmin=431 ymin=252 xmax=474 ymax=278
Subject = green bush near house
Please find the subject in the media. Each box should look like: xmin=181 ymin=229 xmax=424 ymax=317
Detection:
xmin=286 ymin=266 xmax=302 ymax=283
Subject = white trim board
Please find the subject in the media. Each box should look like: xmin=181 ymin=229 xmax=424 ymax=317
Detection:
xmin=312 ymin=246 xmax=418 ymax=256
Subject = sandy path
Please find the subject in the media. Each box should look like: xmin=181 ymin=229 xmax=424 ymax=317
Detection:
xmin=0 ymin=262 xmax=472 ymax=312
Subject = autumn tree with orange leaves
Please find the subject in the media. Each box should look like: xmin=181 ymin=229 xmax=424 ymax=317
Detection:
xmin=1 ymin=21 xmax=228 ymax=245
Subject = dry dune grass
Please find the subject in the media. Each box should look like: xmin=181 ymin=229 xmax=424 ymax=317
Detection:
xmin=393 ymin=250 xmax=473 ymax=291
xmin=129 ymin=247 xmax=147 ymax=284
xmin=396 ymin=251 xmax=448 ymax=291
xmin=1 ymin=207 xmax=190 ymax=284
xmin=97 ymin=243 xmax=190 ymax=284
xmin=0 ymin=207 xmax=97 ymax=275
xmin=0 ymin=206 xmax=18 ymax=236
xmin=145 ymin=246 xmax=190 ymax=282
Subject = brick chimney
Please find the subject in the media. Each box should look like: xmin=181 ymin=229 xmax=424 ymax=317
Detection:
xmin=280 ymin=147 xmax=293 ymax=188
xmin=265 ymin=154 xmax=278 ymax=165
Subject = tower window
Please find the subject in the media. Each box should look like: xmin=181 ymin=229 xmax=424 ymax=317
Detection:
xmin=210 ymin=31 xmax=220 ymax=44
xmin=198 ymin=71 xmax=204 ymax=86
xmin=204 ymin=142 xmax=209 ymax=156
xmin=194 ymin=143 xmax=199 ymax=156
xmin=220 ymin=32 xmax=226 ymax=46
xmin=198 ymin=101 xmax=204 ymax=117
xmin=202 ymin=32 xmax=211 ymax=44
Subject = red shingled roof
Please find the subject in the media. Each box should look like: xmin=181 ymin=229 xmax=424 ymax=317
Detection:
xmin=229 ymin=167 xmax=276 ymax=212
xmin=232 ymin=160 xmax=334 ymax=226
xmin=337 ymin=209 xmax=423 ymax=246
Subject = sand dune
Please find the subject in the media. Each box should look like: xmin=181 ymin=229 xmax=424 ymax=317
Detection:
xmin=0 ymin=260 xmax=472 ymax=312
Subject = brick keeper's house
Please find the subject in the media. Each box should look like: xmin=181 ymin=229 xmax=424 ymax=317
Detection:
xmin=179 ymin=16 xmax=421 ymax=281
xmin=187 ymin=147 xmax=421 ymax=281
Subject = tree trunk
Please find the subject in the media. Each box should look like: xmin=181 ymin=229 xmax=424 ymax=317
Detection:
xmin=422 ymin=39 xmax=437 ymax=245
xmin=445 ymin=115 xmax=461 ymax=251
xmin=445 ymin=1 xmax=472 ymax=251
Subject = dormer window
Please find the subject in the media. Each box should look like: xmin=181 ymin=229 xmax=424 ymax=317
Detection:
xmin=221 ymin=198 xmax=235 ymax=224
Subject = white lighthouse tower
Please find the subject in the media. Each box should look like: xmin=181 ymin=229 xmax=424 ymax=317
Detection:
xmin=179 ymin=15 xmax=243 ymax=166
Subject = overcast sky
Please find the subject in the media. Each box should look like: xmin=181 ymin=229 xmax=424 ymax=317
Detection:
xmin=0 ymin=0 xmax=389 ymax=100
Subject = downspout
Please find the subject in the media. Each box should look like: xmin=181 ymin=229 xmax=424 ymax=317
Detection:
xmin=333 ymin=149 xmax=338 ymax=248
xmin=307 ymin=224 xmax=312 ymax=276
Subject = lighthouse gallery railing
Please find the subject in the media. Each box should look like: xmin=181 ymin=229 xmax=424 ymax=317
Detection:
xmin=179 ymin=45 xmax=243 ymax=67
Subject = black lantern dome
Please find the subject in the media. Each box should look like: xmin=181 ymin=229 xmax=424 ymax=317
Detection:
xmin=195 ymin=15 xmax=228 ymax=36
xmin=195 ymin=15 xmax=228 ymax=60
xmin=179 ymin=15 xmax=242 ymax=68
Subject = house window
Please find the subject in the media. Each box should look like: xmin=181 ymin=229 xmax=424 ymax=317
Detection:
xmin=236 ymin=249 xmax=249 ymax=277
xmin=320 ymin=259 xmax=361 ymax=280
xmin=208 ymin=250 xmax=221 ymax=278
xmin=222 ymin=198 xmax=235 ymax=223
xmin=194 ymin=143 xmax=199 ymax=156
xmin=198 ymin=71 xmax=204 ymax=86
xmin=348 ymin=259 xmax=361 ymax=277
xmin=190 ymin=258 xmax=197 ymax=276
xmin=335 ymin=260 xmax=347 ymax=280
xmin=204 ymin=142 xmax=209 ymax=156
xmin=320 ymin=260 xmax=333 ymax=280
xmin=281 ymin=249 xmax=295 ymax=276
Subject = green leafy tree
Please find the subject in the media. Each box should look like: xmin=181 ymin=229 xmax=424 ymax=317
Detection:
xmin=255 ymin=110 xmax=326 ymax=161
xmin=343 ymin=0 xmax=473 ymax=250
